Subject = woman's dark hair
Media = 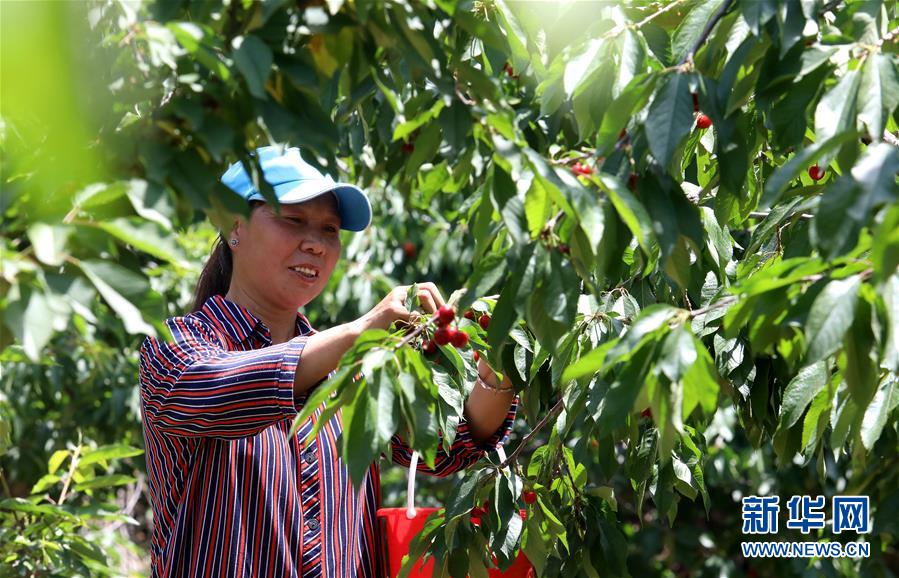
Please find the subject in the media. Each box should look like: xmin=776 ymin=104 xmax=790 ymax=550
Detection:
xmin=191 ymin=201 xmax=264 ymax=312
xmin=191 ymin=234 xmax=233 ymax=313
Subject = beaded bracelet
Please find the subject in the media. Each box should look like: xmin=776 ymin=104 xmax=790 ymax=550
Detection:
xmin=476 ymin=374 xmax=514 ymax=394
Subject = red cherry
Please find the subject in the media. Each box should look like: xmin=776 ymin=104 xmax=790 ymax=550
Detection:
xmin=502 ymin=63 xmax=514 ymax=77
xmin=572 ymin=162 xmax=593 ymax=176
xmin=696 ymin=113 xmax=712 ymax=129
xmin=473 ymin=350 xmax=480 ymax=362
xmin=641 ymin=408 xmax=653 ymax=419
xmin=627 ymin=173 xmax=638 ymax=191
xmin=558 ymin=244 xmax=570 ymax=255
xmin=402 ymin=142 xmax=414 ymax=153
xmin=471 ymin=506 xmax=486 ymax=517
xmin=523 ymin=491 xmax=537 ymax=504
xmin=478 ymin=314 xmax=490 ymax=330
xmin=433 ymin=327 xmax=452 ymax=346
xmin=618 ymin=127 xmax=628 ymax=140
xmin=808 ymin=164 xmax=825 ymax=181
xmin=435 ymin=304 xmax=455 ymax=327
xmin=691 ymin=92 xmax=700 ymax=112
xmin=450 ymin=328 xmax=469 ymax=348
xmin=464 ymin=309 xmax=475 ymax=320
xmin=402 ymin=241 xmax=416 ymax=259
xmin=423 ymin=340 xmax=438 ymax=355
xmin=482 ymin=499 xmax=491 ymax=510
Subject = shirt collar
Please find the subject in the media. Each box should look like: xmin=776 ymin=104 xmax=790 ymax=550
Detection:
xmin=202 ymin=294 xmax=314 ymax=345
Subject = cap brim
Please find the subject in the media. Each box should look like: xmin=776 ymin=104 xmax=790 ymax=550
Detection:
xmin=248 ymin=180 xmax=372 ymax=232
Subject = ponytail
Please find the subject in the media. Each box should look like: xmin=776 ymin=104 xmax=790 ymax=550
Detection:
xmin=191 ymin=201 xmax=263 ymax=313
xmin=191 ymin=235 xmax=233 ymax=313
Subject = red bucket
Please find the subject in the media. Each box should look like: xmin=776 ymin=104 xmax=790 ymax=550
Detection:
xmin=377 ymin=450 xmax=534 ymax=577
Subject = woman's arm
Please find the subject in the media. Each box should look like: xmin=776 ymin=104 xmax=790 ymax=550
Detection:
xmin=463 ymin=359 xmax=517 ymax=444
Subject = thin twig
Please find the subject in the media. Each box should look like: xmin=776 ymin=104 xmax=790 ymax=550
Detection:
xmin=498 ymin=397 xmax=565 ymax=469
xmin=679 ymin=0 xmax=735 ymax=65
xmin=539 ymin=210 xmax=566 ymax=239
xmin=688 ymin=295 xmax=738 ymax=318
xmin=749 ymin=211 xmax=814 ymax=221
xmin=818 ymin=0 xmax=843 ymax=15
xmin=629 ymin=0 xmax=690 ymax=32
xmin=57 ymin=432 xmax=83 ymax=506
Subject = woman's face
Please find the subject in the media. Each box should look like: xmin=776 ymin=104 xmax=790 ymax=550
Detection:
xmin=230 ymin=193 xmax=342 ymax=311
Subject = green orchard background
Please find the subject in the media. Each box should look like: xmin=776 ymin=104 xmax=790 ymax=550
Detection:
xmin=1 ymin=0 xmax=898 ymax=576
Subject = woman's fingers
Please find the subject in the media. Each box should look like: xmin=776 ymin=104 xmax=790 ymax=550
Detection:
xmin=418 ymin=282 xmax=446 ymax=308
xmin=417 ymin=289 xmax=437 ymax=313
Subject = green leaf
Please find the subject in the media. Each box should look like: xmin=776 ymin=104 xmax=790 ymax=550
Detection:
xmin=372 ymin=367 xmax=399 ymax=445
xmin=30 ymin=474 xmax=61 ymax=494
xmin=94 ymin=218 xmax=188 ymax=266
xmin=801 ymin=381 xmax=835 ymax=455
xmin=232 ymin=35 xmax=272 ymax=99
xmin=595 ymin=74 xmax=658 ymax=155
xmin=168 ymin=22 xmax=230 ymax=80
xmin=561 ymin=340 xmax=615 ymax=384
xmin=805 ymin=276 xmax=861 ymax=363
xmin=777 ymin=361 xmax=827 ymax=431
xmin=78 ymin=444 xmax=144 ymax=467
xmin=814 ymin=68 xmax=861 ymax=156
xmin=851 ymin=142 xmax=899 ymax=206
xmin=671 ymin=0 xmax=726 ymax=63
xmin=342 ymin=380 xmax=379 ymax=487
xmin=882 ymin=274 xmax=899 ymax=372
xmin=77 ymin=260 xmax=156 ymax=337
xmin=74 ymin=474 xmax=137 ymax=491
xmin=858 ymin=53 xmax=885 ymax=139
xmin=872 ymin=206 xmax=899 ymax=284
xmin=0 ymin=498 xmax=77 ymax=519
xmin=27 ymin=223 xmax=71 ymax=266
xmin=394 ymin=101 xmax=446 ymax=142
xmin=658 ymin=325 xmax=696 ymax=383
xmin=645 ymin=72 xmax=695 ymax=169
xmin=609 ymin=304 xmax=678 ymax=363
xmin=47 ymin=450 xmax=70 ymax=475
xmin=523 ymin=178 xmax=550 ymax=239
xmin=682 ymin=336 xmax=719 ymax=416
xmin=860 ymin=376 xmax=898 ymax=450
xmin=597 ymin=174 xmax=654 ymax=257
xmin=5 ymin=288 xmax=56 ymax=360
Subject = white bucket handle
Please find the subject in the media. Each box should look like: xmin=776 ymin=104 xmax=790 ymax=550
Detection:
xmin=406 ymin=445 xmax=508 ymax=519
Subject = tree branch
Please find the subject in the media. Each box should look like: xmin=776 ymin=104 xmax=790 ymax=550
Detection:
xmin=679 ymin=0 xmax=735 ymax=66
xmin=498 ymin=397 xmax=565 ymax=469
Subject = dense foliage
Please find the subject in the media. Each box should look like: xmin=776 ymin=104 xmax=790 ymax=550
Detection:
xmin=2 ymin=0 xmax=898 ymax=576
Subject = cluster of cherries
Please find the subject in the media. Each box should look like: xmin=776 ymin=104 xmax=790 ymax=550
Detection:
xmin=571 ymin=161 xmax=593 ymax=176
xmin=422 ymin=305 xmax=492 ymax=354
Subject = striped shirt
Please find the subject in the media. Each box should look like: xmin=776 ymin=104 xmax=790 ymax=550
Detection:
xmin=138 ymin=294 xmax=516 ymax=577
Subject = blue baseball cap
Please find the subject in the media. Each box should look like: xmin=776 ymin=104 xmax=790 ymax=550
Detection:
xmin=220 ymin=146 xmax=372 ymax=232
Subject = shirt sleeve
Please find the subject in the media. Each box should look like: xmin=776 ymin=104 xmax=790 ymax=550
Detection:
xmin=139 ymin=315 xmax=306 ymax=439
xmin=389 ymin=395 xmax=518 ymax=478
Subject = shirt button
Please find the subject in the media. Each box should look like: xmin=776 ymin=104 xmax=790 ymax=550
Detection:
xmin=306 ymin=518 xmax=320 ymax=532
xmin=303 ymin=450 xmax=316 ymax=464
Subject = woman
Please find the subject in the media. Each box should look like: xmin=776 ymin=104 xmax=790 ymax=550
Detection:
xmin=138 ymin=146 xmax=518 ymax=578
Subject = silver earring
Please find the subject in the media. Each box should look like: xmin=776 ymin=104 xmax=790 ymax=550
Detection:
xmin=230 ymin=239 xmax=239 ymax=246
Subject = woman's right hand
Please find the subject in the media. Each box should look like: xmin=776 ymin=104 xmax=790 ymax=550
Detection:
xmin=358 ymin=283 xmax=446 ymax=331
